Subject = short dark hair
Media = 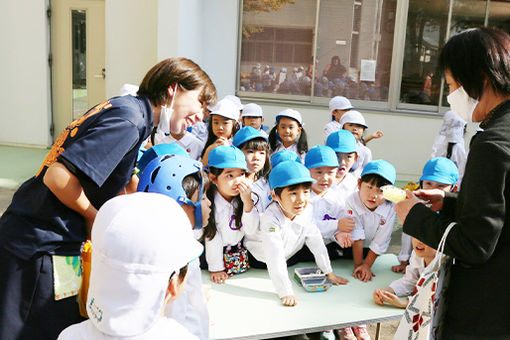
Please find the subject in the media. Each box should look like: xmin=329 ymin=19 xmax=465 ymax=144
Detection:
xmin=273 ymin=182 xmax=312 ymax=197
xmin=360 ymin=173 xmax=391 ymax=188
xmin=439 ymin=27 xmax=510 ymax=99
xmin=138 ymin=57 xmax=217 ymax=107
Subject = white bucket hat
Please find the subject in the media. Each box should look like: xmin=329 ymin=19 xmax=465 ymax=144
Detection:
xmin=224 ymin=95 xmax=244 ymax=110
xmin=241 ymin=103 xmax=263 ymax=118
xmin=210 ymin=98 xmax=241 ymax=121
xmin=276 ymin=108 xmax=303 ymax=126
xmin=339 ymin=110 xmax=368 ymax=129
xmin=87 ymin=192 xmax=203 ymax=337
xmin=329 ymin=96 xmax=354 ymax=112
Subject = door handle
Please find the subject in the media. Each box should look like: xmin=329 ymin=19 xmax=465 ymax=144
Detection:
xmin=94 ymin=68 xmax=106 ymax=79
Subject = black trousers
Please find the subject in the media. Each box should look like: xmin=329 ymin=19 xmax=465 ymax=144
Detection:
xmin=0 ymin=248 xmax=83 ymax=340
xmin=325 ymin=242 xmax=370 ymax=260
xmin=248 ymin=245 xmax=316 ymax=269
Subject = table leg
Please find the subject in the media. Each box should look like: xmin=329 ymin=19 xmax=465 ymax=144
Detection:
xmin=375 ymin=322 xmax=381 ymax=340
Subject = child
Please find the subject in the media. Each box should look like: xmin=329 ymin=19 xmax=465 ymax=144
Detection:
xmin=233 ymin=126 xmax=270 ymax=183
xmin=201 ymin=99 xmax=240 ymax=165
xmin=305 ymin=145 xmax=352 ymax=248
xmin=137 ymin=154 xmax=209 ymax=339
xmin=191 ymin=103 xmax=212 ymax=143
xmin=431 ymin=110 xmax=467 ymax=186
xmin=392 ymin=157 xmax=458 ymax=273
xmin=374 ymin=237 xmax=436 ymax=308
xmin=153 ymin=119 xmax=205 ymax=160
xmin=323 ymin=96 xmax=354 ymax=142
xmin=137 ymin=142 xmax=189 ymax=175
xmin=339 ymin=110 xmax=373 ymax=176
xmin=326 ymin=130 xmax=359 ymax=206
xmin=57 ymin=193 xmax=203 ymax=339
xmin=241 ymin=103 xmax=268 ymax=137
xmin=268 ymin=108 xmax=308 ymax=162
xmin=245 ymin=161 xmax=348 ymax=306
xmin=202 ymin=145 xmax=259 ymax=283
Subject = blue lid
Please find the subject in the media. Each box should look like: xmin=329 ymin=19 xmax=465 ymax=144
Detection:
xmin=361 ymin=159 xmax=396 ymax=185
xmin=269 ymin=160 xmax=315 ymax=190
xmin=420 ymin=157 xmax=459 ymax=185
xmin=270 ymin=150 xmax=301 ymax=168
xmin=208 ymin=145 xmax=248 ymax=171
xmin=326 ymin=130 xmax=357 ymax=154
xmin=305 ymin=145 xmax=339 ymax=169
xmin=233 ymin=126 xmax=268 ymax=148
xmin=137 ymin=143 xmax=189 ymax=174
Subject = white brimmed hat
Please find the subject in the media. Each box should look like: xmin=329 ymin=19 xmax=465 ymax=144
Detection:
xmin=329 ymin=96 xmax=354 ymax=112
xmin=241 ymin=103 xmax=263 ymax=118
xmin=87 ymin=193 xmax=203 ymax=337
xmin=276 ymin=108 xmax=303 ymax=126
xmin=339 ymin=110 xmax=367 ymax=129
xmin=224 ymin=95 xmax=244 ymax=110
xmin=210 ymin=98 xmax=240 ymax=121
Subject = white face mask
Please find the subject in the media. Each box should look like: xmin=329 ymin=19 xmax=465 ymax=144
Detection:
xmin=446 ymin=86 xmax=478 ymax=123
xmin=157 ymin=85 xmax=178 ymax=136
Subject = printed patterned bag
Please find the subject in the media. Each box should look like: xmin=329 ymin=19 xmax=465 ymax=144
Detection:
xmin=223 ymin=242 xmax=250 ymax=276
xmin=393 ymin=222 xmax=455 ymax=340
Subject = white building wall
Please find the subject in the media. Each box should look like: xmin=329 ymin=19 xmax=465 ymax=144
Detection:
xmin=0 ymin=0 xmax=51 ymax=147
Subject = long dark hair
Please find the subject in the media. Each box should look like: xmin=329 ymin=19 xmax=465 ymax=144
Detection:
xmin=268 ymin=118 xmax=308 ymax=156
xmin=201 ymin=167 xmax=244 ymax=241
xmin=201 ymin=116 xmax=239 ymax=158
xmin=239 ymin=137 xmax=271 ymax=181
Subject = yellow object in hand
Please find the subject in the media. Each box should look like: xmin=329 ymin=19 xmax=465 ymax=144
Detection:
xmin=381 ymin=185 xmax=407 ymax=203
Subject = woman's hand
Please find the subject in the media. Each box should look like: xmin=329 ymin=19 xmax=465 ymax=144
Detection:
xmin=281 ymin=295 xmax=298 ymax=306
xmin=394 ymin=190 xmax=423 ymax=224
xmin=210 ymin=271 xmax=228 ymax=284
xmin=413 ymin=188 xmax=446 ymax=212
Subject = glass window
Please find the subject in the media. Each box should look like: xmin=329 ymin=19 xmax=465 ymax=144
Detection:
xmin=239 ymin=0 xmax=317 ymax=96
xmin=72 ymin=10 xmax=87 ymax=117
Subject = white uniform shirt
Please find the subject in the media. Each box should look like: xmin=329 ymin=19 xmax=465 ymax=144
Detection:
xmin=323 ymin=120 xmax=342 ymax=143
xmin=247 ymin=202 xmax=333 ymax=298
xmin=273 ymin=143 xmax=306 ymax=163
xmin=350 ymin=142 xmax=372 ymax=177
xmin=309 ymin=190 xmax=350 ymax=243
xmin=205 ymin=192 xmax=259 ymax=272
xmin=398 ymin=232 xmax=413 ymax=262
xmin=252 ymin=177 xmax=271 ymax=214
xmin=331 ymin=173 xmax=358 ymax=207
xmin=58 ymin=317 xmax=198 ymax=340
xmin=346 ymin=191 xmax=395 ymax=255
xmin=389 ymin=251 xmax=427 ymax=296
xmin=154 ymin=132 xmax=205 ymax=161
xmin=190 ymin=121 xmax=209 ymax=143
xmin=164 ymin=259 xmax=208 ymax=340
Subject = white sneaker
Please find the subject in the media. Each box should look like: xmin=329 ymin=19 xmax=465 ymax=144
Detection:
xmin=320 ymin=330 xmax=335 ymax=340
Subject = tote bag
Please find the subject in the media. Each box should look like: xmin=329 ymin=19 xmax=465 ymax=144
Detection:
xmin=393 ymin=222 xmax=455 ymax=340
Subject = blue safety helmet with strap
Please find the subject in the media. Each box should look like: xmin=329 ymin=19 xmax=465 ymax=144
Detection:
xmin=137 ymin=154 xmax=204 ymax=229
xmin=137 ymin=143 xmax=189 ymax=175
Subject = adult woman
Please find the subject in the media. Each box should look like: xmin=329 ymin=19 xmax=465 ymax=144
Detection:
xmin=322 ymin=56 xmax=347 ymax=82
xmin=0 ymin=57 xmax=216 ymax=340
xmin=395 ymin=27 xmax=510 ymax=339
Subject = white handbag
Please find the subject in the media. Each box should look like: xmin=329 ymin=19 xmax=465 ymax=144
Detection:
xmin=393 ymin=222 xmax=455 ymax=340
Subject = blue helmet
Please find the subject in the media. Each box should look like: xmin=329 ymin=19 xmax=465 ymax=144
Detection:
xmin=137 ymin=154 xmax=204 ymax=229
xmin=137 ymin=143 xmax=189 ymax=174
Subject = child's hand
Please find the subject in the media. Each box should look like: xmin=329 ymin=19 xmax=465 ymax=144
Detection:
xmin=373 ymin=289 xmax=385 ymax=305
xmin=353 ymin=263 xmax=376 ymax=282
xmin=210 ymin=271 xmax=228 ymax=284
xmin=380 ymin=290 xmax=408 ymax=308
xmin=371 ymin=130 xmax=383 ymax=139
xmin=214 ymin=136 xmax=230 ymax=147
xmin=281 ymin=295 xmax=298 ymax=306
xmin=237 ymin=177 xmax=253 ymax=205
xmin=337 ymin=217 xmax=355 ymax=233
xmin=326 ymin=272 xmax=349 ymax=285
xmin=391 ymin=261 xmax=409 ymax=274
xmin=335 ymin=232 xmax=353 ymax=248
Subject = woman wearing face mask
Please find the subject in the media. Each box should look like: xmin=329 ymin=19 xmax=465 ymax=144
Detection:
xmin=395 ymin=28 xmax=510 ymax=339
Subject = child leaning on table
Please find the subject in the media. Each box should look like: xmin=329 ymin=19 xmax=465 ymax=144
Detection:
xmin=338 ymin=160 xmax=397 ymax=282
xmin=392 ymin=157 xmax=459 ymax=273
xmin=246 ymin=160 xmax=348 ymax=306
xmin=373 ymin=237 xmax=436 ymax=308
xmin=137 ymin=154 xmax=210 ymax=340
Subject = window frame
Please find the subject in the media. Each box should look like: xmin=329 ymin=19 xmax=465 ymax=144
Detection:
xmin=236 ymin=0 xmax=494 ymax=117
